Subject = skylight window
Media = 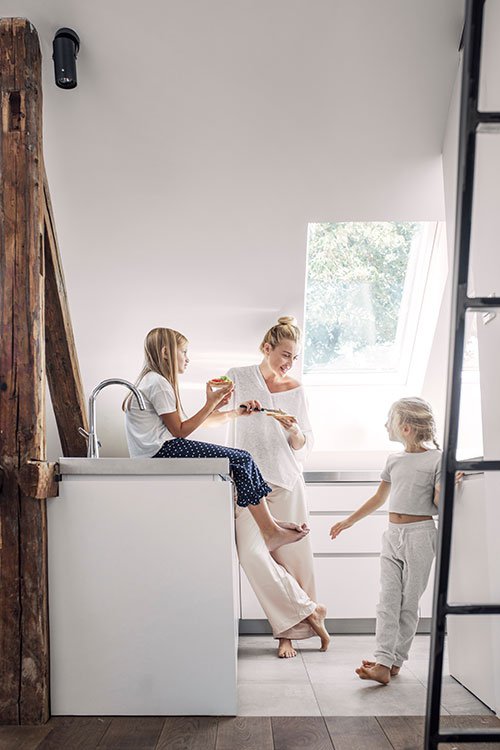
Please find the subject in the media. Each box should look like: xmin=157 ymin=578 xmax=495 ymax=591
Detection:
xmin=303 ymin=221 xmax=438 ymax=382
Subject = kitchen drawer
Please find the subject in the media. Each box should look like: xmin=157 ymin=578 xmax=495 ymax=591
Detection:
xmin=240 ymin=568 xmax=266 ymax=619
xmin=240 ymin=557 xmax=382 ymax=620
xmin=305 ymin=483 xmax=380 ymax=513
xmin=315 ymin=557 xmax=381 ymax=618
xmin=308 ymin=514 xmax=386 ymax=554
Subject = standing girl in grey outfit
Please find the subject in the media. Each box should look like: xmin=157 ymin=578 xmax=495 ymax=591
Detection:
xmin=330 ymin=397 xmax=442 ymax=685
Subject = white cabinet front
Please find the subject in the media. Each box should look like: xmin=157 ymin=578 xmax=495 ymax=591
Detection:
xmin=240 ymin=557 xmax=381 ymax=620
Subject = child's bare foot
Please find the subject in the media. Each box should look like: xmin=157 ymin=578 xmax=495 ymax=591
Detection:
xmin=276 ymin=520 xmax=310 ymax=533
xmin=305 ymin=604 xmax=330 ymax=651
xmin=356 ymin=663 xmax=391 ymax=685
xmin=278 ymin=638 xmax=297 ymax=658
xmin=264 ymin=525 xmax=309 ymax=551
xmin=362 ymin=659 xmax=400 ymax=676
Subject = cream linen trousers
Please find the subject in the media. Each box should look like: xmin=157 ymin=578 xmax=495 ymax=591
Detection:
xmin=235 ymin=477 xmax=317 ymax=639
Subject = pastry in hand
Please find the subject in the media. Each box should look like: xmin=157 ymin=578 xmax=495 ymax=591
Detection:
xmin=265 ymin=408 xmax=295 ymax=420
xmin=208 ymin=375 xmax=233 ymax=389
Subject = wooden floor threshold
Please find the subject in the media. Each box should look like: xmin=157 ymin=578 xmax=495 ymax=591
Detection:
xmin=0 ymin=714 xmax=499 ymax=750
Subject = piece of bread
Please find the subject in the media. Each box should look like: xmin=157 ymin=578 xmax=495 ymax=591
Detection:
xmin=209 ymin=376 xmax=233 ymax=388
xmin=266 ymin=409 xmax=295 ymax=419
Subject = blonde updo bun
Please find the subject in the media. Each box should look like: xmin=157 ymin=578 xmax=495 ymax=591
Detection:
xmin=260 ymin=315 xmax=301 ymax=353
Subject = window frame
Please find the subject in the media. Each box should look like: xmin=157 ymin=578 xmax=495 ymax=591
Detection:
xmin=302 ymin=221 xmax=441 ymax=387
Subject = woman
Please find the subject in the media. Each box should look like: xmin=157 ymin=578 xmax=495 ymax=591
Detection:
xmin=216 ymin=316 xmax=329 ymax=658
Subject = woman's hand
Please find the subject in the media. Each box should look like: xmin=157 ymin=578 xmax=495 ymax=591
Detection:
xmin=206 ymin=382 xmax=233 ymax=410
xmin=238 ymin=399 xmax=262 ymax=415
xmin=330 ymin=519 xmax=353 ymax=539
xmin=271 ymin=414 xmax=299 ymax=433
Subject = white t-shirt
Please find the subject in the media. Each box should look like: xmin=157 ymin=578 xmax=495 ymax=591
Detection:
xmin=224 ymin=365 xmax=313 ymax=491
xmin=124 ymin=371 xmax=177 ymax=458
xmin=381 ymin=449 xmax=442 ymax=516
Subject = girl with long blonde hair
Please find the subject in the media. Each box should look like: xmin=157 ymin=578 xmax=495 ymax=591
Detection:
xmin=124 ymin=327 xmax=309 ymax=552
xmin=331 ymin=397 xmax=443 ymax=684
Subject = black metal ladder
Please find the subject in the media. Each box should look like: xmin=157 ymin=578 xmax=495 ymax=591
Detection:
xmin=424 ymin=0 xmax=500 ymax=747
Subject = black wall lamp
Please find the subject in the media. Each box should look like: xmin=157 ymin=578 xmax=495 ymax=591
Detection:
xmin=52 ymin=27 xmax=80 ymax=89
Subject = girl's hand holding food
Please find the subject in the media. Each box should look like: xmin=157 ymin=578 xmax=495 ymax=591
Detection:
xmin=206 ymin=380 xmax=233 ymax=409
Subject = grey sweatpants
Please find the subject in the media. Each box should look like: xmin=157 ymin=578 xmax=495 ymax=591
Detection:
xmin=374 ymin=520 xmax=437 ymax=669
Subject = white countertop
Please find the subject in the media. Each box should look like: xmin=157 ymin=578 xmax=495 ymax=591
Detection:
xmin=59 ymin=457 xmax=230 ymax=476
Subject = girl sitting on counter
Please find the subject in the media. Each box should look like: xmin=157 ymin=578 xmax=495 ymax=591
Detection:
xmin=123 ymin=326 xmax=308 ymax=552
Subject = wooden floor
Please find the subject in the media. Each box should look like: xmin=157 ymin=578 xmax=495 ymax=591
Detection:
xmin=1 ymin=715 xmax=499 ymax=750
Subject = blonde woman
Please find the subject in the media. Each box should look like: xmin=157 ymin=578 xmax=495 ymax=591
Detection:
xmin=123 ymin=327 xmax=310 ymax=552
xmin=214 ymin=317 xmax=329 ymax=658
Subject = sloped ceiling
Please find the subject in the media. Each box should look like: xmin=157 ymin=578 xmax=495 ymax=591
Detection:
xmin=1 ymin=0 xmax=465 ymax=455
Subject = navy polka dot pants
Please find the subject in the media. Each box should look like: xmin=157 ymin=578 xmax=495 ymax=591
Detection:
xmin=153 ymin=438 xmax=272 ymax=508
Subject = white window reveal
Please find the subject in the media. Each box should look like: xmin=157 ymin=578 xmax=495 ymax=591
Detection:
xmin=303 ymin=221 xmax=439 ymax=384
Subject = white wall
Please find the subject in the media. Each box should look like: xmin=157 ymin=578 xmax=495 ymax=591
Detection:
xmin=432 ymin=53 xmax=484 ymax=461
xmin=0 ymin=1 xmax=463 ymax=462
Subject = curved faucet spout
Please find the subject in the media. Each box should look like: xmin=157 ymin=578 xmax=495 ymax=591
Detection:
xmin=87 ymin=378 xmax=145 ymax=458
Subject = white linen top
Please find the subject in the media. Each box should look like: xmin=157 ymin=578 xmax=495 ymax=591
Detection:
xmin=381 ymin=449 xmax=442 ymax=516
xmin=224 ymin=365 xmax=313 ymax=491
xmin=125 ymin=372 xmax=177 ymax=458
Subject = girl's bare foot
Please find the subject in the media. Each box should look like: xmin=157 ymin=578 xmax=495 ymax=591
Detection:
xmin=305 ymin=604 xmax=330 ymax=651
xmin=264 ymin=525 xmax=309 ymax=552
xmin=356 ymin=663 xmax=391 ymax=685
xmin=276 ymin=520 xmax=310 ymax=533
xmin=362 ymin=659 xmax=400 ymax=676
xmin=278 ymin=638 xmax=297 ymax=658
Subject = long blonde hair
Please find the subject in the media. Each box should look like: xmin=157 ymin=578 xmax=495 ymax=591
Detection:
xmin=260 ymin=315 xmax=301 ymax=353
xmin=388 ymin=397 xmax=440 ymax=449
xmin=123 ymin=327 xmax=187 ymax=413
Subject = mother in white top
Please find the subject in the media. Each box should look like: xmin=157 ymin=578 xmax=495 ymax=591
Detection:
xmin=223 ymin=317 xmax=329 ymax=658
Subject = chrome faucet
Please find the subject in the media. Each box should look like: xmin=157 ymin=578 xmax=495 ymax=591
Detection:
xmin=79 ymin=378 xmax=146 ymax=458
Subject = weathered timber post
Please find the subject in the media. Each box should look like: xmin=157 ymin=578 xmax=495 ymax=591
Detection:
xmin=0 ymin=18 xmax=49 ymax=724
xmin=43 ymin=180 xmax=89 ymax=457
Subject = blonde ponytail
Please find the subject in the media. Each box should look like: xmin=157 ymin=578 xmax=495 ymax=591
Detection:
xmin=260 ymin=316 xmax=301 ymax=353
xmin=388 ymin=397 xmax=440 ymax=450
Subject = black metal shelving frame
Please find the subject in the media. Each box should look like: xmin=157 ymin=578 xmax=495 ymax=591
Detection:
xmin=424 ymin=0 xmax=500 ymax=747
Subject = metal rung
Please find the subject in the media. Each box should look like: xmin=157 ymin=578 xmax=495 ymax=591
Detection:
xmin=435 ymin=729 xmax=500 ymax=743
xmin=465 ymin=296 xmax=500 ymax=309
xmin=477 ymin=121 xmax=500 ymax=133
xmin=476 ymin=111 xmax=500 ymax=133
xmin=456 ymin=459 xmax=500 ymax=471
xmin=446 ymin=603 xmax=500 ymax=615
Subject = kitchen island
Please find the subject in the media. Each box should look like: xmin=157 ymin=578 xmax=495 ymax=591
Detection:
xmin=47 ymin=458 xmax=238 ymax=716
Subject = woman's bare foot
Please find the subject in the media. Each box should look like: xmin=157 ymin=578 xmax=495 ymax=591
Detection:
xmin=362 ymin=659 xmax=400 ymax=676
xmin=356 ymin=663 xmax=391 ymax=685
xmin=278 ymin=638 xmax=297 ymax=658
xmin=276 ymin=520 xmax=310 ymax=533
xmin=305 ymin=604 xmax=330 ymax=651
xmin=264 ymin=525 xmax=309 ymax=552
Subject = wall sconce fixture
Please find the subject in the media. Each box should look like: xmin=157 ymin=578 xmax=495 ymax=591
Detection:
xmin=52 ymin=27 xmax=80 ymax=89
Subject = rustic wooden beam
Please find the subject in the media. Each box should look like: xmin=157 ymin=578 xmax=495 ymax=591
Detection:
xmin=43 ymin=179 xmax=88 ymax=456
xmin=18 ymin=461 xmax=59 ymax=500
xmin=0 ymin=18 xmax=49 ymax=724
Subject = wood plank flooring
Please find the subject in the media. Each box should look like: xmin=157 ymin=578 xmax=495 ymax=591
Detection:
xmin=1 ymin=715 xmax=499 ymax=750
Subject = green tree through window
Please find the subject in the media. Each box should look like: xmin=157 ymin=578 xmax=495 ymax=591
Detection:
xmin=304 ymin=222 xmax=423 ymax=373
